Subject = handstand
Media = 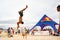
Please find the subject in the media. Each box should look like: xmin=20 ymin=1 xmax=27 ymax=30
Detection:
xmin=17 ymin=5 xmax=28 ymax=29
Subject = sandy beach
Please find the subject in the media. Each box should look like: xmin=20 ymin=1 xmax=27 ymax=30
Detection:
xmin=0 ymin=34 xmax=60 ymax=40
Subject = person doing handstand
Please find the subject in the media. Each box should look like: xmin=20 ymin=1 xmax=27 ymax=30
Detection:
xmin=17 ymin=5 xmax=28 ymax=29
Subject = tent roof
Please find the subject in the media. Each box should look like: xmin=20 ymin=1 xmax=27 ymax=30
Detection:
xmin=29 ymin=14 xmax=58 ymax=32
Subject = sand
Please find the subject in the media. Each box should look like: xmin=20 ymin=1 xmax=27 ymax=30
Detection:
xmin=0 ymin=34 xmax=60 ymax=40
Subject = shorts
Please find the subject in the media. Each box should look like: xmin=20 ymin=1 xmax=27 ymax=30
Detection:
xmin=19 ymin=12 xmax=23 ymax=17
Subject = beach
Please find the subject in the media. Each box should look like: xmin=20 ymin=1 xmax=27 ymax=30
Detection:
xmin=0 ymin=34 xmax=60 ymax=40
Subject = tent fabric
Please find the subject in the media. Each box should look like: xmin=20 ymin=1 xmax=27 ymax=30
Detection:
xmin=29 ymin=15 xmax=58 ymax=32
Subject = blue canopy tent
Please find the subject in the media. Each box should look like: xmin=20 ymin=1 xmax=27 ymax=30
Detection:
xmin=29 ymin=15 xmax=58 ymax=32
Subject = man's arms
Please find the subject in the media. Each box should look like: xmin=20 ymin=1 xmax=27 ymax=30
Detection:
xmin=20 ymin=5 xmax=28 ymax=12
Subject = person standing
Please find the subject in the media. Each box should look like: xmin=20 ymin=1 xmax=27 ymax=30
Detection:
xmin=10 ymin=27 xmax=14 ymax=37
xmin=57 ymin=5 xmax=60 ymax=35
xmin=7 ymin=27 xmax=11 ymax=37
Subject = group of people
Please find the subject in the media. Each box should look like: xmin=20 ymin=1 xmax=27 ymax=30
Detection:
xmin=7 ymin=27 xmax=14 ymax=37
xmin=7 ymin=27 xmax=29 ymax=38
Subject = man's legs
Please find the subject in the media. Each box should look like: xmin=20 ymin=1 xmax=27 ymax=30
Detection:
xmin=17 ymin=16 xmax=24 ymax=29
xmin=17 ymin=22 xmax=20 ymax=29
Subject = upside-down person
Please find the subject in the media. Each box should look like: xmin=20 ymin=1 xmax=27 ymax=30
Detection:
xmin=17 ymin=5 xmax=28 ymax=29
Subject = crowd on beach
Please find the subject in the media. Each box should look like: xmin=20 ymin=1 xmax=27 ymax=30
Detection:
xmin=0 ymin=27 xmax=60 ymax=38
xmin=0 ymin=27 xmax=14 ymax=37
xmin=0 ymin=27 xmax=29 ymax=38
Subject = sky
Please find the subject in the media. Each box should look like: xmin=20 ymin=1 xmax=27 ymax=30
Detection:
xmin=0 ymin=0 xmax=60 ymax=29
